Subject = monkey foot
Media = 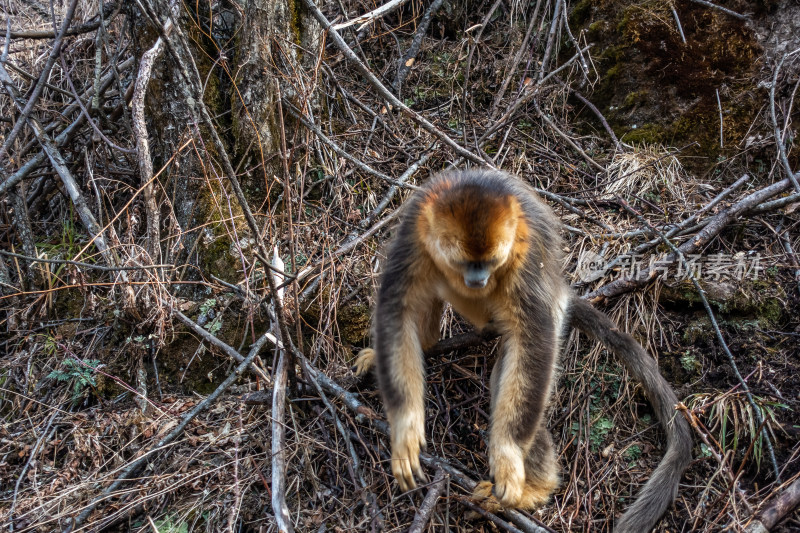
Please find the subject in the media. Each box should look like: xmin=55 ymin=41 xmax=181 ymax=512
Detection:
xmin=468 ymin=477 xmax=555 ymax=519
xmin=352 ymin=348 xmax=375 ymax=376
xmin=468 ymin=480 xmax=502 ymax=518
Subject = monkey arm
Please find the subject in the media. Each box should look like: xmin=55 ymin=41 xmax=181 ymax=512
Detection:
xmin=378 ymin=322 xmax=427 ymax=492
xmin=488 ymin=323 xmax=558 ymax=506
xmin=374 ymin=282 xmax=441 ymax=492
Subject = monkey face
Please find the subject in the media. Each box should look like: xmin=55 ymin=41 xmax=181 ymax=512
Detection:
xmin=419 ymin=187 xmax=521 ymax=293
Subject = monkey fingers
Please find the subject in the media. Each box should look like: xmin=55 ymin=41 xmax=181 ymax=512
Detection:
xmin=390 ymin=434 xmax=425 ymax=492
xmin=488 ymin=442 xmax=526 ymax=506
xmin=389 ymin=409 xmax=426 ymax=492
xmin=352 ymin=348 xmax=376 ymax=376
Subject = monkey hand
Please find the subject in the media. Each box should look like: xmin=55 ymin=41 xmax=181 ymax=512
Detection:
xmin=352 ymin=348 xmax=375 ymax=376
xmin=488 ymin=441 xmax=526 ymax=506
xmin=390 ymin=408 xmax=426 ymax=492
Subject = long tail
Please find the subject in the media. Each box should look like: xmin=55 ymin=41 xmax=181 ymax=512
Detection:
xmin=569 ymin=297 xmax=692 ymax=533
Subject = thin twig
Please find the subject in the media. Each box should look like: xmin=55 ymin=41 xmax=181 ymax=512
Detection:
xmin=538 ymin=0 xmax=563 ymax=81
xmin=587 ymin=177 xmax=795 ymax=300
xmin=769 ymin=50 xmax=800 ymax=192
xmin=299 ymin=350 xmax=551 ymax=533
xmin=558 ymin=78 xmax=621 ymax=150
xmin=487 ymin=0 xmax=543 ymax=120
xmin=671 ymin=5 xmax=686 ymax=44
xmin=285 ymin=101 xmax=419 ymax=189
xmin=356 ymin=150 xmax=433 ymax=231
xmin=716 ymin=88 xmax=724 ymax=148
xmin=0 ymin=250 xmax=172 ymax=272
xmin=332 ymin=0 xmax=410 ymax=31
xmin=172 ymin=308 xmax=271 ymax=384
xmin=0 ymin=56 xmax=136 ymax=196
xmin=686 ymin=0 xmax=748 ymax=20
xmin=5 ymin=0 xmax=120 ymax=39
xmin=677 ymin=403 xmax=753 ymax=514
xmin=0 ymin=0 xmax=79 ymax=161
xmin=9 ymin=410 xmax=58 ymax=532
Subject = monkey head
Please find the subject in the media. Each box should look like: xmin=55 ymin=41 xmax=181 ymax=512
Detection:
xmin=417 ymin=179 xmax=528 ymax=293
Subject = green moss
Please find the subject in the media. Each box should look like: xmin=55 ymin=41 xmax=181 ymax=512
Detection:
xmin=619 ymin=123 xmax=666 ymax=144
xmin=289 ymin=0 xmax=303 ymax=48
xmin=569 ymin=0 xmax=594 ymax=26
xmin=337 ymin=304 xmax=371 ymax=345
xmin=570 ymin=0 xmax=765 ymax=175
xmin=587 ymin=20 xmax=608 ymax=40
xmin=623 ymin=90 xmax=649 ymax=108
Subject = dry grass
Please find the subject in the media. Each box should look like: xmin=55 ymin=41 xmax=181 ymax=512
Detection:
xmin=1 ymin=1 xmax=798 ymax=532
xmin=603 ymin=145 xmax=688 ymax=203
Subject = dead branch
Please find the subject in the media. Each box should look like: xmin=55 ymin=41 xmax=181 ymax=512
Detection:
xmin=0 ymin=63 xmax=121 ymax=272
xmin=769 ymin=50 xmax=800 ymax=193
xmin=132 ymin=4 xmax=176 ymax=265
xmin=299 ymin=352 xmax=551 ymax=533
xmin=677 ymin=403 xmax=753 ymax=514
xmin=533 ymin=99 xmax=605 ymax=172
xmin=301 ymin=356 xmax=384 ymax=526
xmin=488 ymin=0 xmax=544 ymax=120
xmin=746 ymin=476 xmax=800 ymax=532
xmin=687 ymin=0 xmax=748 ymax=20
xmin=172 ymin=308 xmax=271 ymax=384
xmin=286 ymin=101 xmax=419 ymax=189
xmin=332 ymin=0 xmax=410 ymax=31
xmin=559 ymin=79 xmax=622 ymax=150
xmin=620 ymin=199 xmax=780 ymax=481
xmin=0 ymin=250 xmax=172 ymax=272
xmin=5 ymin=0 xmax=119 ymax=39
xmin=0 ymin=0 xmax=79 ymax=161
xmin=408 ymin=468 xmax=448 ymax=533
xmin=357 ymin=150 xmax=433 ymax=230
xmin=538 ymin=0 xmax=563 ymax=81
xmin=749 ymin=189 xmax=800 ymax=214
xmin=271 ymin=343 xmax=294 ymax=533
xmin=586 ymin=177 xmax=796 ymax=301
xmin=393 ymin=0 xmax=445 ymax=95
xmin=0 ymin=56 xmax=136 ymax=196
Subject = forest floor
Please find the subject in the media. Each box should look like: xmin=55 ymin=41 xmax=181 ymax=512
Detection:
xmin=1 ymin=0 xmax=800 ymax=532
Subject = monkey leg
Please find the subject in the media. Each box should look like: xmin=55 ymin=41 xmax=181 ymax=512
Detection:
xmin=418 ymin=299 xmax=444 ymax=351
xmin=354 ymin=300 xmax=441 ymax=378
